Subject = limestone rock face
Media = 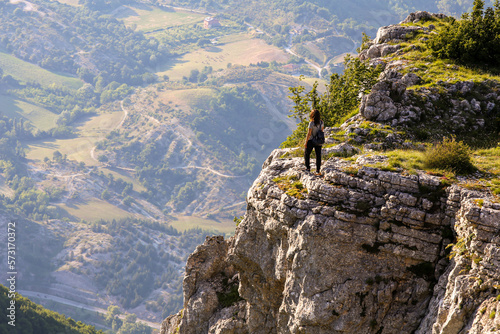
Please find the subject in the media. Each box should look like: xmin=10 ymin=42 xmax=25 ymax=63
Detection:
xmin=417 ymin=198 xmax=500 ymax=334
xmin=374 ymin=24 xmax=424 ymax=44
xmin=357 ymin=13 xmax=499 ymax=129
xmin=161 ymin=12 xmax=500 ymax=334
xmin=161 ymin=236 xmax=242 ymax=334
xmin=400 ymin=11 xmax=447 ymax=24
xmin=161 ymin=149 xmax=499 ymax=334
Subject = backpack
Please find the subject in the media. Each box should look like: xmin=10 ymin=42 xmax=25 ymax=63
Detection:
xmin=312 ymin=129 xmax=325 ymax=146
xmin=311 ymin=121 xmax=325 ymax=146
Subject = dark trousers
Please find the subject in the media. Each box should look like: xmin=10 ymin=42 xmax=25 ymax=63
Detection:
xmin=304 ymin=140 xmax=321 ymax=172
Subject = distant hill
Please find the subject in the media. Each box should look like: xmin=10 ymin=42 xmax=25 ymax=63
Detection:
xmin=163 ymin=0 xmax=475 ymax=37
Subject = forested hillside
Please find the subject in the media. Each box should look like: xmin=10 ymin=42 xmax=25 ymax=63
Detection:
xmin=0 ymin=0 xmax=163 ymax=85
xmin=0 ymin=285 xmax=102 ymax=334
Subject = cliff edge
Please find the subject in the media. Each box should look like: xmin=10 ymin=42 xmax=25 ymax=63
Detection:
xmin=162 ymin=11 xmax=500 ymax=334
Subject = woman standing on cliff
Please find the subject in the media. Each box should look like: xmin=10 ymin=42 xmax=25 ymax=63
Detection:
xmin=304 ymin=109 xmax=324 ymax=175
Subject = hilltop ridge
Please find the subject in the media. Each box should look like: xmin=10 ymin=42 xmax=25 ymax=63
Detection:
xmin=161 ymin=10 xmax=500 ymax=334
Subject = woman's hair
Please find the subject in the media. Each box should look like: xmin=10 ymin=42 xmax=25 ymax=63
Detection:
xmin=310 ymin=109 xmax=321 ymax=125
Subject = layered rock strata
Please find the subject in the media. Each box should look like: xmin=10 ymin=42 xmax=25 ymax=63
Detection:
xmin=161 ymin=11 xmax=500 ymax=334
xmin=161 ymin=150 xmax=499 ymax=334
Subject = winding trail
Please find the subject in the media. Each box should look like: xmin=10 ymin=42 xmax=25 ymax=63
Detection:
xmin=89 ymin=100 xmax=128 ymax=163
xmin=284 ymin=26 xmax=359 ymax=78
xmin=89 ymin=99 xmax=242 ymax=178
xmin=117 ymin=100 xmax=129 ymax=128
xmin=285 ymin=46 xmax=323 ymax=77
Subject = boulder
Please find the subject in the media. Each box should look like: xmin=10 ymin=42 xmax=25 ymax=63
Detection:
xmin=400 ymin=11 xmax=447 ymax=24
xmin=374 ymin=25 xmax=424 ymax=44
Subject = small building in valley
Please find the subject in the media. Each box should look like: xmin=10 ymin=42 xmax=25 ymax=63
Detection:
xmin=204 ymin=17 xmax=221 ymax=29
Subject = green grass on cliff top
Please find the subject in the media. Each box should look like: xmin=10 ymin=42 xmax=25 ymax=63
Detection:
xmin=369 ymin=147 xmax=500 ymax=197
xmin=390 ymin=20 xmax=500 ymax=87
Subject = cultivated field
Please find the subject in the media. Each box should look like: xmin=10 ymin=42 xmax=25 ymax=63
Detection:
xmin=0 ymin=52 xmax=82 ymax=90
xmin=117 ymin=4 xmax=206 ymax=31
xmin=26 ymin=110 xmax=124 ymax=165
xmin=54 ymin=0 xmax=80 ymax=6
xmin=331 ymin=52 xmax=352 ymax=65
xmin=59 ymin=198 xmax=134 ymax=222
xmin=0 ymin=95 xmax=58 ymax=131
xmin=157 ymin=88 xmax=216 ymax=112
xmin=303 ymin=42 xmax=327 ymax=65
xmin=168 ymin=215 xmax=235 ymax=234
xmin=156 ymin=35 xmax=290 ymax=80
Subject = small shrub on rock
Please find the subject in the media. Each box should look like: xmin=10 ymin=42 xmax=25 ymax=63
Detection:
xmin=424 ymin=137 xmax=475 ymax=174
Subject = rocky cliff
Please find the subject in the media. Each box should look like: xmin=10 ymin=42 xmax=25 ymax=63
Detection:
xmin=161 ymin=12 xmax=500 ymax=334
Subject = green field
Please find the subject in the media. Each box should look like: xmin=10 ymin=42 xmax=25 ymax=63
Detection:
xmin=0 ymin=52 xmax=83 ymax=90
xmin=117 ymin=4 xmax=206 ymax=31
xmin=101 ymin=167 xmax=147 ymax=193
xmin=59 ymin=198 xmax=134 ymax=222
xmin=26 ymin=110 xmax=124 ymax=164
xmin=156 ymin=35 xmax=290 ymax=80
xmin=157 ymin=88 xmax=216 ymax=112
xmin=303 ymin=42 xmax=327 ymax=65
xmin=0 ymin=95 xmax=58 ymax=131
xmin=169 ymin=215 xmax=235 ymax=234
xmin=56 ymin=0 xmax=81 ymax=6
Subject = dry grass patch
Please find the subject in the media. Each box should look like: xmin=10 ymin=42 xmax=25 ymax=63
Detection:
xmin=156 ymin=35 xmax=290 ymax=80
xmin=273 ymin=175 xmax=308 ymax=199
xmin=0 ymin=175 xmax=14 ymax=198
xmin=157 ymin=88 xmax=216 ymax=111
xmin=473 ymin=146 xmax=500 ymax=195
xmin=118 ymin=4 xmax=205 ymax=31
xmin=58 ymin=199 xmax=134 ymax=222
xmin=100 ymin=167 xmax=147 ymax=193
xmin=0 ymin=95 xmax=58 ymax=131
xmin=26 ymin=110 xmax=124 ymax=165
